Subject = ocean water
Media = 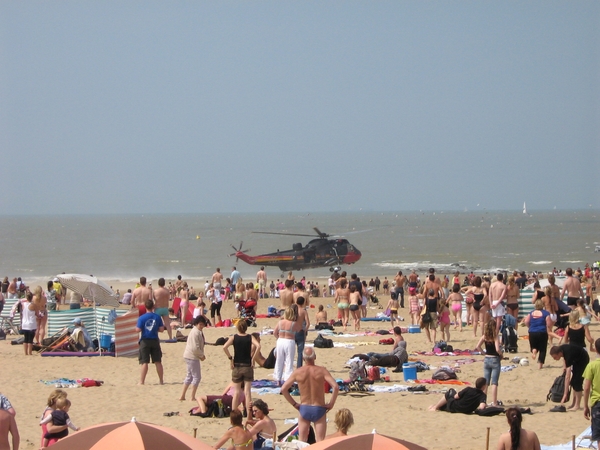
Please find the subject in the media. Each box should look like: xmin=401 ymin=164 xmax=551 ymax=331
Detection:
xmin=0 ymin=210 xmax=598 ymax=285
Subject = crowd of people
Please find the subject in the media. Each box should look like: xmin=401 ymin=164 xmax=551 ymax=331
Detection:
xmin=1 ymin=262 xmax=600 ymax=449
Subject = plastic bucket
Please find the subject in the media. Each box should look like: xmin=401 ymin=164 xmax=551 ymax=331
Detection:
xmin=99 ymin=334 xmax=112 ymax=349
xmin=403 ymin=363 xmax=417 ymax=382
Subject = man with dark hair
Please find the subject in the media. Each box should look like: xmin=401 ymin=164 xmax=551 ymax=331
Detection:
xmin=280 ymin=279 xmax=294 ymax=309
xmin=428 ymin=377 xmax=488 ymax=413
xmin=294 ymin=296 xmax=310 ymax=368
xmin=394 ymin=271 xmax=406 ymax=308
xmin=136 ymin=299 xmax=165 ymax=385
xmin=131 ymin=277 xmax=152 ymax=310
xmin=489 ymin=273 xmax=507 ymax=332
xmin=257 ymin=266 xmax=268 ymax=299
xmin=561 ymin=268 xmax=584 ymax=307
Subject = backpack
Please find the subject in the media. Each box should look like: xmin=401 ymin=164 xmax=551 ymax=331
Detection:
xmin=502 ymin=326 xmax=518 ymax=353
xmin=314 ymin=333 xmax=334 ymax=349
xmin=547 ymin=370 xmax=570 ymax=403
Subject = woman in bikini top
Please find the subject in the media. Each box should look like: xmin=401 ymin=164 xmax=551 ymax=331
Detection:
xmin=214 ymin=410 xmax=253 ymax=449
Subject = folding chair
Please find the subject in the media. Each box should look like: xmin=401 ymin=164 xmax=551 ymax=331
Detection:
xmin=0 ymin=316 xmax=20 ymax=336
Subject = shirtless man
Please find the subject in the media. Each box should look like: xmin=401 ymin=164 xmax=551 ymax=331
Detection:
xmin=423 ymin=274 xmax=444 ymax=301
xmin=153 ymin=278 xmax=172 ymax=340
xmin=488 ymin=273 xmax=508 ymax=332
xmin=408 ymin=270 xmax=419 ymax=290
xmin=0 ymin=409 xmax=19 ymax=450
xmin=293 ymin=282 xmax=311 ymax=308
xmin=561 ymin=267 xmax=584 ymax=307
xmin=211 ymin=268 xmax=224 ymax=291
xmin=256 ymin=267 xmax=267 ymax=299
xmin=6 ymin=279 xmax=17 ymax=299
xmin=281 ymin=348 xmax=339 ymax=442
xmin=394 ymin=271 xmax=407 ymax=308
xmin=280 ymin=279 xmax=294 ymax=310
xmin=131 ymin=277 xmax=153 ymax=310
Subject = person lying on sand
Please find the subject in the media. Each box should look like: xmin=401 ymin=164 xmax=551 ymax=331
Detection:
xmin=428 ymin=377 xmax=488 ymax=414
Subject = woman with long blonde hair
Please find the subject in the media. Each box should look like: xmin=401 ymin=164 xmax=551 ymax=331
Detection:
xmin=33 ymin=286 xmax=47 ymax=345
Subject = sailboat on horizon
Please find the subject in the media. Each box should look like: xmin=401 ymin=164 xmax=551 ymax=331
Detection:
xmin=523 ymin=202 xmax=527 ymax=215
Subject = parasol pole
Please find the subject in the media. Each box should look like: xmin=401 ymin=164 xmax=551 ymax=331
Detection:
xmin=485 ymin=427 xmax=490 ymax=450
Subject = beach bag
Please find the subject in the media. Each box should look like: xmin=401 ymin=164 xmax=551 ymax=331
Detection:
xmin=420 ymin=311 xmax=432 ymax=324
xmin=263 ymin=348 xmax=276 ymax=369
xmin=214 ymin=337 xmax=227 ymax=346
xmin=367 ymin=366 xmax=381 ymax=381
xmin=314 ymin=333 xmax=334 ymax=349
xmin=349 ymin=360 xmax=367 ymax=382
xmin=432 ymin=368 xmax=458 ymax=381
xmin=547 ymin=370 xmax=570 ymax=403
xmin=593 ymin=299 xmax=600 ymax=315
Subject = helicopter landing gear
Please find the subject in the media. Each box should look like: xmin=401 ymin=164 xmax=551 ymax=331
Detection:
xmin=329 ymin=266 xmax=341 ymax=273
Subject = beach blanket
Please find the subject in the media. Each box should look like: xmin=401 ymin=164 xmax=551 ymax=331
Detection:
xmin=252 ymin=380 xmax=280 ymax=388
xmin=251 ymin=387 xmax=282 ymax=395
xmin=415 ymin=379 xmax=471 ymax=386
xmin=39 ymin=378 xmax=99 ymax=388
xmin=540 ymin=426 xmax=596 ymax=449
xmin=411 ymin=349 xmax=482 ymax=356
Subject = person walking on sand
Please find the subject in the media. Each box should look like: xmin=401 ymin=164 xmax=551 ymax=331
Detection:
xmin=153 ymin=278 xmax=172 ymax=340
xmin=136 ymin=299 xmax=165 ymax=385
xmin=583 ymin=338 xmax=600 ymax=448
xmin=179 ymin=316 xmax=207 ymax=401
xmin=561 ymin=267 xmax=584 ymax=307
xmin=281 ymin=348 xmax=339 ymax=443
xmin=496 ymin=407 xmax=541 ymax=450
xmin=550 ymin=344 xmax=590 ymax=411
xmin=0 ymin=409 xmax=19 ymax=450
xmin=394 ymin=271 xmax=406 ymax=308
xmin=447 ymin=284 xmax=463 ymax=332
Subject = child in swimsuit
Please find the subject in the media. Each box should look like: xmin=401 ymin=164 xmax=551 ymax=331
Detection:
xmin=438 ymin=299 xmax=451 ymax=342
xmin=408 ymin=287 xmax=420 ymax=326
xmin=386 ymin=292 xmax=400 ymax=328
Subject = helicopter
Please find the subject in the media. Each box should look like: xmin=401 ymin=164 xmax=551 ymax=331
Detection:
xmin=229 ymin=227 xmax=362 ymax=272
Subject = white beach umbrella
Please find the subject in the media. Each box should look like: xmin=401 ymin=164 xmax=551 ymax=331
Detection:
xmin=56 ymin=274 xmax=120 ymax=308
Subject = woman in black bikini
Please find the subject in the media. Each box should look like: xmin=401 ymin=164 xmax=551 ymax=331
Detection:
xmin=462 ymin=276 xmax=487 ymax=338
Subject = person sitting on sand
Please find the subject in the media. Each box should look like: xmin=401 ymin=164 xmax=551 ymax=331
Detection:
xmin=365 ymin=326 xmax=408 ymax=372
xmin=496 ymin=407 xmax=541 ymax=450
xmin=325 ymin=408 xmax=354 ymax=440
xmin=213 ymin=410 xmax=253 ymax=450
xmin=168 ymin=308 xmax=182 ymax=330
xmin=428 ymin=377 xmax=488 ymax=413
xmin=314 ymin=304 xmax=330 ymax=330
xmin=245 ymin=399 xmax=277 ymax=449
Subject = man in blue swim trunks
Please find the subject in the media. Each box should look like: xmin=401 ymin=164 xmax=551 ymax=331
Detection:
xmin=281 ymin=348 xmax=339 ymax=442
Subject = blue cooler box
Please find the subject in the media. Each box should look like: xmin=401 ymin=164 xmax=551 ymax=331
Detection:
xmin=403 ymin=363 xmax=417 ymax=382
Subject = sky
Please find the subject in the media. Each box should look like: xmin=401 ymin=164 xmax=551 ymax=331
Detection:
xmin=1 ymin=2 xmax=598 ymax=215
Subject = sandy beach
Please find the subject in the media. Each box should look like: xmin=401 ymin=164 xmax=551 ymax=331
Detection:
xmin=1 ymin=277 xmax=597 ymax=449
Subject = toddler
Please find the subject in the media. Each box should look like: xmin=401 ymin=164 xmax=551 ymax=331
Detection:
xmin=40 ymin=397 xmax=79 ymax=446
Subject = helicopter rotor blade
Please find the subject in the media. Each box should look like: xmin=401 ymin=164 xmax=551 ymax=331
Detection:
xmin=313 ymin=227 xmax=329 ymax=238
xmin=252 ymin=231 xmax=317 ymax=237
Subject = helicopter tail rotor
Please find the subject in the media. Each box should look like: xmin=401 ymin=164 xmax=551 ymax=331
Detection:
xmin=228 ymin=241 xmax=250 ymax=262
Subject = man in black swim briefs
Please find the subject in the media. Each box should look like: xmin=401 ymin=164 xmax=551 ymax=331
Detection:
xmin=281 ymin=348 xmax=339 ymax=442
xmin=561 ymin=268 xmax=584 ymax=307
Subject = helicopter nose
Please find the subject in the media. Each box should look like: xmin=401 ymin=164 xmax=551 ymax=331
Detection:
xmin=344 ymin=248 xmax=361 ymax=264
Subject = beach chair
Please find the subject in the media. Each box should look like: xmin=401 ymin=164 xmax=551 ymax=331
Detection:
xmin=37 ymin=328 xmax=72 ymax=353
xmin=0 ymin=316 xmax=20 ymax=336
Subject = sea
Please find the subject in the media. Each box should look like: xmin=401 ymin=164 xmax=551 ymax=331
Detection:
xmin=0 ymin=210 xmax=598 ymax=286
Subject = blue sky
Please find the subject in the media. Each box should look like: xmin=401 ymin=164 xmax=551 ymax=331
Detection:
xmin=1 ymin=2 xmax=598 ymax=214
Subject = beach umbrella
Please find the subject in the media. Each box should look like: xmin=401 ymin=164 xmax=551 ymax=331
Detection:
xmin=42 ymin=418 xmax=213 ymax=450
xmin=56 ymin=274 xmax=120 ymax=307
xmin=305 ymin=433 xmax=428 ymax=450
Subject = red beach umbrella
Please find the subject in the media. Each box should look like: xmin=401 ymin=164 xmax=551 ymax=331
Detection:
xmin=306 ymin=433 xmax=428 ymax=450
xmin=42 ymin=418 xmax=213 ymax=450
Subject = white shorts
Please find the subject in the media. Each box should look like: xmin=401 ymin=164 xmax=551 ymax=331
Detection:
xmin=491 ymin=303 xmax=506 ymax=318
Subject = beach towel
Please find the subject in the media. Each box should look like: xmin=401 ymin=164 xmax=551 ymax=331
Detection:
xmin=415 ymin=379 xmax=470 ymax=386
